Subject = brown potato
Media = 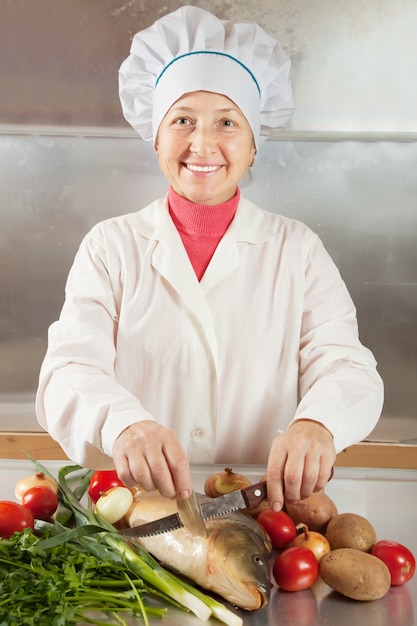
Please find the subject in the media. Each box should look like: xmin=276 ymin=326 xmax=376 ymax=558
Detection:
xmin=326 ymin=512 xmax=377 ymax=552
xmin=320 ymin=548 xmax=391 ymax=601
xmin=284 ymin=490 xmax=338 ymax=533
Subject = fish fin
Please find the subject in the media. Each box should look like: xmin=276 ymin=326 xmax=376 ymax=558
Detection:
xmin=176 ymin=490 xmax=207 ymax=537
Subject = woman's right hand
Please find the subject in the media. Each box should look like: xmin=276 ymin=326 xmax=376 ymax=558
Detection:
xmin=112 ymin=420 xmax=192 ymax=500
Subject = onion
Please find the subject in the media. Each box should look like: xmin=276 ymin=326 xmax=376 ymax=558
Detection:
xmin=292 ymin=523 xmax=331 ymax=561
xmin=95 ymin=486 xmax=134 ymax=524
xmin=204 ymin=467 xmax=251 ymax=498
xmin=14 ymin=472 xmax=59 ymax=501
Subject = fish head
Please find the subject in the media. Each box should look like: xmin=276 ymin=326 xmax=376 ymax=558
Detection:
xmin=207 ymin=522 xmax=271 ymax=610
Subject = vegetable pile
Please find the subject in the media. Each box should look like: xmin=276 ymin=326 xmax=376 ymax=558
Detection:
xmin=0 ymin=461 xmax=415 ymax=625
xmin=0 ymin=459 xmax=242 ymax=626
xmin=204 ymin=468 xmax=416 ymax=600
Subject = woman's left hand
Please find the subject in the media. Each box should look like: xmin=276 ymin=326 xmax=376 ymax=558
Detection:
xmin=266 ymin=419 xmax=336 ymax=512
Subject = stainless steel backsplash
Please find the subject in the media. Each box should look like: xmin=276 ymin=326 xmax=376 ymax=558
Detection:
xmin=0 ymin=136 xmax=416 ymax=440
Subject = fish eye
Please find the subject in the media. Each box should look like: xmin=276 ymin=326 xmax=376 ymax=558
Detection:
xmin=253 ymin=554 xmax=266 ymax=567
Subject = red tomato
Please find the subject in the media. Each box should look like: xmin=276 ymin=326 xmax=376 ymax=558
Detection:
xmin=371 ymin=540 xmax=415 ymax=586
xmin=22 ymin=486 xmax=59 ymax=521
xmin=256 ymin=509 xmax=297 ymax=549
xmin=88 ymin=469 xmax=126 ymax=504
xmin=273 ymin=546 xmax=319 ymax=591
xmin=0 ymin=501 xmax=34 ymax=538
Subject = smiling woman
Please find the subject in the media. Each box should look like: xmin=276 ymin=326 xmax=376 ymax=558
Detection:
xmin=36 ymin=5 xmax=383 ymax=516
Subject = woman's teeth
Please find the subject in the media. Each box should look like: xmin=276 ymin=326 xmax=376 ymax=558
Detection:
xmin=186 ymin=164 xmax=220 ymax=172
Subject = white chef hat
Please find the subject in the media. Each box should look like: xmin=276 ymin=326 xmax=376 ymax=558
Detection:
xmin=119 ymin=5 xmax=293 ymax=147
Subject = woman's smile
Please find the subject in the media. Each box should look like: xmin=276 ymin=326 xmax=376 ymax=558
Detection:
xmin=184 ymin=163 xmax=224 ymax=174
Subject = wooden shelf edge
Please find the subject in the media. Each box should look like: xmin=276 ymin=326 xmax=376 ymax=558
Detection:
xmin=0 ymin=432 xmax=416 ymax=468
xmin=0 ymin=431 xmax=69 ymax=460
xmin=335 ymin=441 xmax=417 ymax=469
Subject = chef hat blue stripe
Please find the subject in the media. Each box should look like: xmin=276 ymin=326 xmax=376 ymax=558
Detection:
xmin=155 ymin=51 xmax=261 ymax=96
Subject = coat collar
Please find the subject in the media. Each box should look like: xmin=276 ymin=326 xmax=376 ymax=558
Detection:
xmin=128 ymin=194 xmax=276 ymax=245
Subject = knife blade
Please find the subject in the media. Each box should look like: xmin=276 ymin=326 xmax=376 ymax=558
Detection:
xmin=120 ymin=480 xmax=267 ymax=539
xmin=176 ymin=489 xmax=207 ymax=537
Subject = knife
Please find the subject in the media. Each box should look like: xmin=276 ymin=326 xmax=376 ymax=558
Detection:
xmin=120 ymin=480 xmax=267 ymax=538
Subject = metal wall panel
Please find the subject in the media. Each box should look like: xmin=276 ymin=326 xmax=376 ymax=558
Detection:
xmin=0 ymin=136 xmax=416 ymax=441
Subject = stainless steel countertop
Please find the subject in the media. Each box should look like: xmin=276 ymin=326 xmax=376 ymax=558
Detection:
xmin=0 ymin=461 xmax=415 ymax=626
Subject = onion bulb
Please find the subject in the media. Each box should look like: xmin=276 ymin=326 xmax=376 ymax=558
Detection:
xmin=204 ymin=467 xmax=251 ymax=498
xmin=95 ymin=486 xmax=133 ymax=524
xmin=14 ymin=472 xmax=58 ymax=501
xmin=292 ymin=523 xmax=331 ymax=561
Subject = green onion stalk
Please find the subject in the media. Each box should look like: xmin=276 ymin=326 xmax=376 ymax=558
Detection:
xmin=30 ymin=456 xmax=243 ymax=626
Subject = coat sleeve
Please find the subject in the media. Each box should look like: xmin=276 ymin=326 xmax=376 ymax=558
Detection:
xmin=35 ymin=225 xmax=155 ymax=469
xmin=292 ymin=233 xmax=384 ymax=453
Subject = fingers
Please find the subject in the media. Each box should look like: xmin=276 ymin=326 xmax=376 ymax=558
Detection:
xmin=112 ymin=421 xmax=192 ymax=499
xmin=266 ymin=422 xmax=336 ymax=511
xmin=267 ymin=457 xmax=333 ymax=511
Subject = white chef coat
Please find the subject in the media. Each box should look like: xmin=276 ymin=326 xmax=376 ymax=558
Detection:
xmin=36 ymin=195 xmax=383 ymax=469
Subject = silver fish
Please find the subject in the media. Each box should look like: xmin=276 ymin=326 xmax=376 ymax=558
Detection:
xmin=124 ymin=490 xmax=272 ymax=610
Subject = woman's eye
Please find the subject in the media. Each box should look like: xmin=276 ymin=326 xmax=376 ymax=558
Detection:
xmin=221 ymin=119 xmax=234 ymax=127
xmin=175 ymin=117 xmax=191 ymax=125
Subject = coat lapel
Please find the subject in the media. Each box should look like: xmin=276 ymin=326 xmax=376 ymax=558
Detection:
xmin=130 ymin=196 xmax=274 ymax=368
xmin=150 ymin=204 xmax=220 ymax=366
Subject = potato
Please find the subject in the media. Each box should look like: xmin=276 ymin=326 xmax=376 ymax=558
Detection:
xmin=326 ymin=512 xmax=376 ymax=552
xmin=320 ymin=548 xmax=391 ymax=601
xmin=284 ymin=490 xmax=338 ymax=533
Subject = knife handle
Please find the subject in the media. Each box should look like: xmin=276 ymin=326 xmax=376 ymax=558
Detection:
xmin=241 ymin=481 xmax=267 ymax=509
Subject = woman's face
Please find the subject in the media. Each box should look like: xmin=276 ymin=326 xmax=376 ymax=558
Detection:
xmin=155 ymin=91 xmax=256 ymax=205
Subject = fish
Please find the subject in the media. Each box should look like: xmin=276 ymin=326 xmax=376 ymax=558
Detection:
xmin=124 ymin=490 xmax=272 ymax=610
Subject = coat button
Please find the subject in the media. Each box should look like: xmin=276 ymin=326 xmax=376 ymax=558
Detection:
xmin=190 ymin=428 xmax=204 ymax=441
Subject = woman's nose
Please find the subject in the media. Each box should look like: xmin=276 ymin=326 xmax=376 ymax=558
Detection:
xmin=189 ymin=127 xmax=217 ymax=155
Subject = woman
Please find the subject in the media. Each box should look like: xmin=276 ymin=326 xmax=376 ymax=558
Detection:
xmin=36 ymin=6 xmax=383 ymax=512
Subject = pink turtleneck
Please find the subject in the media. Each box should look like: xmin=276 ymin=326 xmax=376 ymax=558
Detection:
xmin=168 ymin=186 xmax=240 ymax=281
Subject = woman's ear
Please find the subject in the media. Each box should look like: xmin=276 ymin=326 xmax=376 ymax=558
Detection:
xmin=249 ymin=145 xmax=257 ymax=167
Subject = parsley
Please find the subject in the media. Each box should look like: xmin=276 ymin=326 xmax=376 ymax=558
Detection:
xmin=0 ymin=529 xmax=164 ymax=625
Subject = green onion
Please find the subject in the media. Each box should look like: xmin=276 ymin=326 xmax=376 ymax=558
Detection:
xmin=26 ymin=455 xmax=243 ymax=626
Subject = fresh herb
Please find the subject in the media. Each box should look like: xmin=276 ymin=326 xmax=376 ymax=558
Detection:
xmin=0 ymin=457 xmax=242 ymax=626
xmin=0 ymin=528 xmax=164 ymax=625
